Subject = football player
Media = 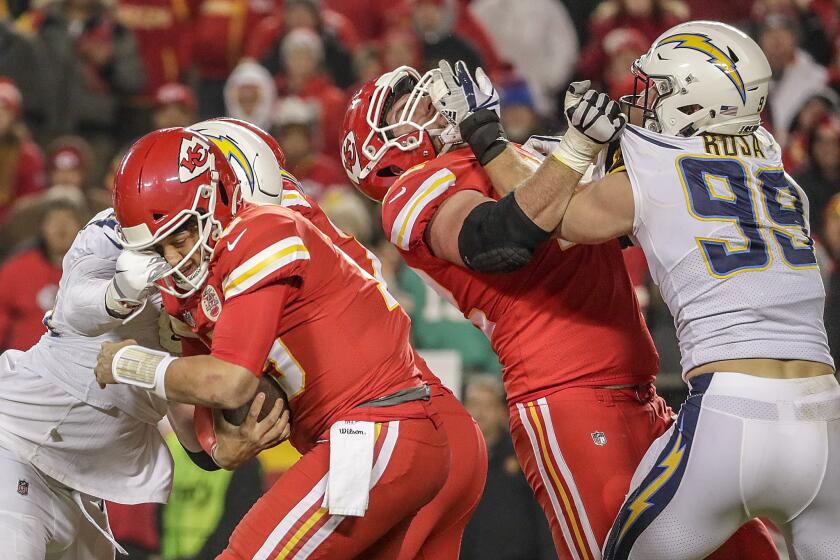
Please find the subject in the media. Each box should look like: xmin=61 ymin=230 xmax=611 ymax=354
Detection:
xmin=442 ymin=21 xmax=839 ymax=560
xmin=96 ymin=126 xmax=473 ymax=559
xmin=0 ymin=207 xmax=287 ymax=559
xmin=184 ymin=117 xmax=488 ymax=559
xmin=339 ymin=64 xmax=779 ymax=560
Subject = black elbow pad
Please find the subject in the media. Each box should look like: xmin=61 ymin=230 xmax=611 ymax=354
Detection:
xmin=184 ymin=446 xmax=221 ymax=472
xmin=458 ymin=193 xmax=551 ymax=274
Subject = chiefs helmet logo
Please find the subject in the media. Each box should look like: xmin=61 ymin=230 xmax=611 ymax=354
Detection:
xmin=341 ymin=132 xmax=362 ymax=180
xmin=178 ymin=137 xmax=214 ymax=183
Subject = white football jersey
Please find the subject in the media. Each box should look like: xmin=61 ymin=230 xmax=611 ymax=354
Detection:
xmin=615 ymin=124 xmax=833 ymax=374
xmin=0 ymin=209 xmax=173 ymax=503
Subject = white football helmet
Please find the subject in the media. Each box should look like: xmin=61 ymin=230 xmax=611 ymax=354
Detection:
xmin=622 ymin=21 xmax=771 ymax=137
xmin=187 ymin=117 xmax=301 ymax=211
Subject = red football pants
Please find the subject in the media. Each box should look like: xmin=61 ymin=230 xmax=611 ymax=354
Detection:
xmin=509 ymin=384 xmax=778 ymax=560
xmin=398 ymin=384 xmax=488 ymax=559
xmin=219 ymin=416 xmax=449 ymax=560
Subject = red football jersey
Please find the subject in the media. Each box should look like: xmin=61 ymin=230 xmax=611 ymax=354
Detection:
xmin=163 ymin=205 xmax=424 ymax=452
xmin=380 ymin=147 xmax=659 ymax=403
xmin=279 ymin=184 xmax=441 ymax=387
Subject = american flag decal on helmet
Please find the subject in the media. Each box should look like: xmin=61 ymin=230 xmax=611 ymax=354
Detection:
xmin=720 ymin=105 xmax=738 ymax=116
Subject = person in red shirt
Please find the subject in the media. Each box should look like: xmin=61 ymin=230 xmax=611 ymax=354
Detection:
xmin=340 ymin=65 xmax=778 ymax=559
xmin=271 ymin=96 xmax=347 ymax=200
xmin=0 ymin=77 xmax=45 ymax=225
xmin=97 ymin=127 xmax=482 ymax=559
xmin=0 ymin=200 xmax=83 ymax=351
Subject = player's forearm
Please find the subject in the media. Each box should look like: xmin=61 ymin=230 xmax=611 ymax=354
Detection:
xmin=482 ymin=147 xmax=537 ymax=196
xmin=164 ymin=355 xmax=259 ymax=409
xmin=512 ymin=153 xmax=582 ymax=232
xmin=166 ymin=402 xmax=201 ymax=453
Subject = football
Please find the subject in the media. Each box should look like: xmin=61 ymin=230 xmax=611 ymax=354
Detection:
xmin=222 ymin=375 xmax=289 ymax=426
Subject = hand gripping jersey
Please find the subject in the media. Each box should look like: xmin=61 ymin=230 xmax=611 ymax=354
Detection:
xmin=380 ymin=147 xmax=659 ymax=403
xmin=613 ymin=124 xmax=834 ymax=374
xmin=163 ymin=205 xmax=424 ymax=452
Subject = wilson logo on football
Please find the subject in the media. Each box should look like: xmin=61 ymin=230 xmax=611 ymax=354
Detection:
xmin=178 ymin=137 xmax=213 ymax=183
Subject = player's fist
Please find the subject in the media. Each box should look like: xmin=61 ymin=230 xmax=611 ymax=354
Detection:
xmin=566 ymin=88 xmax=626 ymax=145
xmin=522 ymin=134 xmax=563 ymax=158
xmin=551 ymin=83 xmax=626 ymax=174
xmin=106 ymin=250 xmax=169 ymax=318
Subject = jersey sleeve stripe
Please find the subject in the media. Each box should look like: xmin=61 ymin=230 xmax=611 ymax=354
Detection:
xmin=222 ymin=237 xmax=310 ymax=298
xmin=280 ymin=190 xmax=311 ymax=208
xmin=390 ymin=169 xmax=456 ymax=250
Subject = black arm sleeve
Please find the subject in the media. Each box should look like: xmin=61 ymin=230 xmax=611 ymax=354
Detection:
xmin=458 ymin=192 xmax=551 ymax=274
xmin=183 ymin=445 xmax=221 ymax=472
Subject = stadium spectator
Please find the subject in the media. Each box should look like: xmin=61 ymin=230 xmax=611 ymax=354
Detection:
xmin=275 ymin=28 xmax=347 ymax=161
xmin=381 ymin=29 xmax=422 ymax=72
xmin=601 ymin=27 xmax=649 ymax=99
xmin=470 ymin=0 xmax=577 ymax=117
xmin=748 ymin=0 xmax=834 ymax=67
xmin=22 ymin=0 xmax=145 ymax=168
xmin=577 ymin=0 xmax=688 ymax=93
xmin=0 ymin=18 xmax=51 ymax=144
xmin=152 ymin=82 xmax=198 ymax=130
xmin=0 ymin=200 xmax=83 ymax=352
xmin=271 ymin=96 xmax=345 ymax=200
xmin=46 ymin=136 xmax=92 ymax=193
xmin=159 ymin=422 xmax=265 ymax=558
xmin=319 ymin=188 xmax=374 ymax=244
xmin=822 ymin=193 xmax=840 ymax=364
xmin=224 ymin=60 xmax=277 ymax=131
xmin=409 ymin=0 xmax=484 ymax=72
xmin=498 ymin=80 xmax=551 ymax=144
xmin=323 ymin=0 xmax=406 ymax=43
xmin=0 ymin=77 xmax=45 ymax=225
xmin=783 ymin=89 xmax=840 ymax=173
xmin=460 ymin=375 xmax=556 ymax=560
xmin=246 ymin=0 xmax=358 ymax=90
xmin=795 ymin=117 xmax=840 ymax=238
xmin=759 ymin=14 xmax=828 ymax=144
xmin=190 ymin=0 xmax=276 ymax=119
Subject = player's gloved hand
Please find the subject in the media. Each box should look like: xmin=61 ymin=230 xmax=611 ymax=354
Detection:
xmin=430 ymin=60 xmax=508 ymax=165
xmin=430 ymin=60 xmax=500 ymax=131
xmin=522 ymin=134 xmax=563 ymax=158
xmin=551 ymin=81 xmax=627 ymax=174
xmin=105 ymin=250 xmax=169 ymax=318
xmin=210 ymin=394 xmax=291 ymax=470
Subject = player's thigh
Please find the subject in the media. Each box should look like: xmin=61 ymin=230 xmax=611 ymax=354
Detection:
xmin=50 ymin=501 xmax=115 ymax=560
xmin=785 ymin=416 xmax=840 ymax=559
xmin=400 ymin=390 xmax=488 ymax=560
xmin=222 ymin=417 xmax=449 ymax=560
xmin=0 ymin=445 xmax=56 ymax=559
xmin=604 ymin=403 xmax=748 ymax=560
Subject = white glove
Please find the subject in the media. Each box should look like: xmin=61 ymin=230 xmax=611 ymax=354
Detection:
xmin=430 ymin=60 xmax=500 ymax=143
xmin=105 ymin=250 xmax=169 ymax=318
xmin=522 ymin=134 xmax=563 ymax=158
xmin=551 ymin=81 xmax=627 ymax=174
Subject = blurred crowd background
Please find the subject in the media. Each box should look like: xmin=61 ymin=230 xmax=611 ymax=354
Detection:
xmin=0 ymin=0 xmax=838 ymax=557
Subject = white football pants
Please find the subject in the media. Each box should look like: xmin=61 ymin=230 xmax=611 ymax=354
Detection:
xmin=0 ymin=444 xmax=117 ymax=559
xmin=603 ymin=372 xmax=840 ymax=560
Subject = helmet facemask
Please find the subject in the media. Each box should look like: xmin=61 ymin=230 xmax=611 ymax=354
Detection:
xmin=119 ymin=172 xmax=223 ymax=299
xmin=357 ymin=66 xmax=445 ymax=184
xmin=620 ymin=62 xmax=680 ymax=134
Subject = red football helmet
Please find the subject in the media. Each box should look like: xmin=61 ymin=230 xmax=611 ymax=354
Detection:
xmin=113 ymin=127 xmax=240 ymax=298
xmin=340 ymin=66 xmax=443 ymax=201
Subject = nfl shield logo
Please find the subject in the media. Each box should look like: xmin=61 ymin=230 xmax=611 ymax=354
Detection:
xmin=591 ymin=432 xmax=607 ymax=446
xmin=17 ymin=479 xmax=29 ymax=496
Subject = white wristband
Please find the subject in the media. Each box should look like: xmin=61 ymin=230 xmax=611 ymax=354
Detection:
xmin=112 ymin=345 xmax=174 ymax=400
xmin=550 ymin=128 xmax=599 ymax=175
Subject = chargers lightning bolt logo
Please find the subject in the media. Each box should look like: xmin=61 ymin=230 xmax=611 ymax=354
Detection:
xmin=207 ymin=135 xmax=256 ymax=195
xmin=659 ymin=33 xmax=747 ymax=104
xmin=617 ymin=433 xmax=687 ymax=541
